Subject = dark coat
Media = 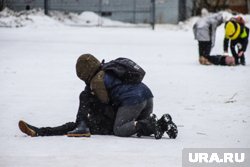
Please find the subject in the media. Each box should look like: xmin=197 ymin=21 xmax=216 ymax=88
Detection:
xmin=206 ymin=55 xmax=227 ymax=65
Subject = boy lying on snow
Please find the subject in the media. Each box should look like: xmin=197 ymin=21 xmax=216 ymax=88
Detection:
xmin=19 ymin=54 xmax=178 ymax=139
xmin=199 ymin=55 xmax=235 ymax=66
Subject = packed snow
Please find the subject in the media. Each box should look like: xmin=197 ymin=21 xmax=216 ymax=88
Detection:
xmin=0 ymin=8 xmax=142 ymax=28
xmin=0 ymin=8 xmax=250 ymax=167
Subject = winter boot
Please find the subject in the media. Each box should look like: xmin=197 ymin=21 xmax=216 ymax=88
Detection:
xmin=157 ymin=114 xmax=178 ymax=139
xmin=67 ymin=120 xmax=91 ymax=137
xmin=18 ymin=120 xmax=39 ymax=137
xmin=199 ymin=56 xmax=212 ymax=65
xmin=136 ymin=114 xmax=163 ymax=139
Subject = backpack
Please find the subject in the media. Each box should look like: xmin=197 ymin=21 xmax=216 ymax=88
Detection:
xmin=101 ymin=57 xmax=145 ymax=84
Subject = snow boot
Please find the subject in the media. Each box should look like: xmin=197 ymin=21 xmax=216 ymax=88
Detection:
xmin=18 ymin=120 xmax=39 ymax=137
xmin=67 ymin=120 xmax=91 ymax=137
xmin=199 ymin=56 xmax=212 ymax=65
xmin=157 ymin=114 xmax=178 ymax=139
xmin=136 ymin=114 xmax=163 ymax=139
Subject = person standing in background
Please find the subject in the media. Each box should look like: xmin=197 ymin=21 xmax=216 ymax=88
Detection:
xmin=193 ymin=11 xmax=225 ymax=64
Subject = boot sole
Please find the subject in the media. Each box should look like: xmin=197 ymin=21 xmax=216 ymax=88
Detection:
xmin=67 ymin=133 xmax=91 ymax=137
xmin=18 ymin=120 xmax=36 ymax=137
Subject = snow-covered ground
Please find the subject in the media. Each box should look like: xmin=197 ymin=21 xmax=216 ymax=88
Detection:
xmin=0 ymin=9 xmax=250 ymax=167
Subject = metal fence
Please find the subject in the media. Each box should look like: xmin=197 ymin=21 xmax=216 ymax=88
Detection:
xmin=2 ymin=0 xmax=156 ymax=29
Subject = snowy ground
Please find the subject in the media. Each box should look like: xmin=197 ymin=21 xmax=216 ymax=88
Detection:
xmin=0 ymin=9 xmax=250 ymax=167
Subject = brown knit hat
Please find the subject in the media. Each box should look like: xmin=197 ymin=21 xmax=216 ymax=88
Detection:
xmin=76 ymin=54 xmax=101 ymax=83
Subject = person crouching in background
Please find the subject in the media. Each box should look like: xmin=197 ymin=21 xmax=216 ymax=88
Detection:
xmin=224 ymin=16 xmax=249 ymax=65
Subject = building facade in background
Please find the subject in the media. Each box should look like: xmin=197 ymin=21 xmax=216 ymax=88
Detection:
xmin=0 ymin=0 xmax=249 ymax=24
xmin=1 ymin=0 xmax=193 ymax=24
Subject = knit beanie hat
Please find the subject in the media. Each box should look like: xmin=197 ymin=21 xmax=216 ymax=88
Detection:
xmin=76 ymin=54 xmax=101 ymax=83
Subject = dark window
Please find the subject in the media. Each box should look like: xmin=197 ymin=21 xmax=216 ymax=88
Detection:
xmin=101 ymin=11 xmax=112 ymax=17
xmin=25 ymin=5 xmax=30 ymax=10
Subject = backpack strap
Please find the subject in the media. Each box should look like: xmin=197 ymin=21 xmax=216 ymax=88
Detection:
xmin=90 ymin=70 xmax=109 ymax=104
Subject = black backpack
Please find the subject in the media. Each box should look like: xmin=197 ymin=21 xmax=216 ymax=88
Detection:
xmin=102 ymin=57 xmax=145 ymax=84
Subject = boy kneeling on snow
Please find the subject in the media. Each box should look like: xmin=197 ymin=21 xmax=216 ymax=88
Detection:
xmin=19 ymin=54 xmax=178 ymax=139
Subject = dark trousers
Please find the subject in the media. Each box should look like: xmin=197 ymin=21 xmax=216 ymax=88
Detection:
xmin=230 ymin=39 xmax=245 ymax=65
xmin=198 ymin=41 xmax=212 ymax=57
xmin=36 ymin=122 xmax=76 ymax=136
xmin=36 ymin=118 xmax=114 ymax=136
xmin=75 ymin=91 xmax=115 ymax=134
xmin=113 ymin=98 xmax=153 ymax=137
xmin=35 ymin=91 xmax=115 ymax=136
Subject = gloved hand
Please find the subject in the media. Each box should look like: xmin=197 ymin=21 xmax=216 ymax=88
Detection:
xmin=238 ymin=51 xmax=244 ymax=57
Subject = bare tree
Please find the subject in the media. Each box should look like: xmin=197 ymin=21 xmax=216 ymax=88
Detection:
xmin=193 ymin=0 xmax=229 ymax=15
xmin=0 ymin=0 xmax=6 ymax=11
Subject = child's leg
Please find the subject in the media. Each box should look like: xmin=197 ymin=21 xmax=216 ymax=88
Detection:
xmin=19 ymin=120 xmax=76 ymax=137
xmin=113 ymin=98 xmax=154 ymax=137
xmin=113 ymin=101 xmax=147 ymax=137
xmin=38 ymin=122 xmax=76 ymax=136
xmin=230 ymin=40 xmax=239 ymax=64
xmin=240 ymin=54 xmax=245 ymax=65
xmin=198 ymin=41 xmax=212 ymax=57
